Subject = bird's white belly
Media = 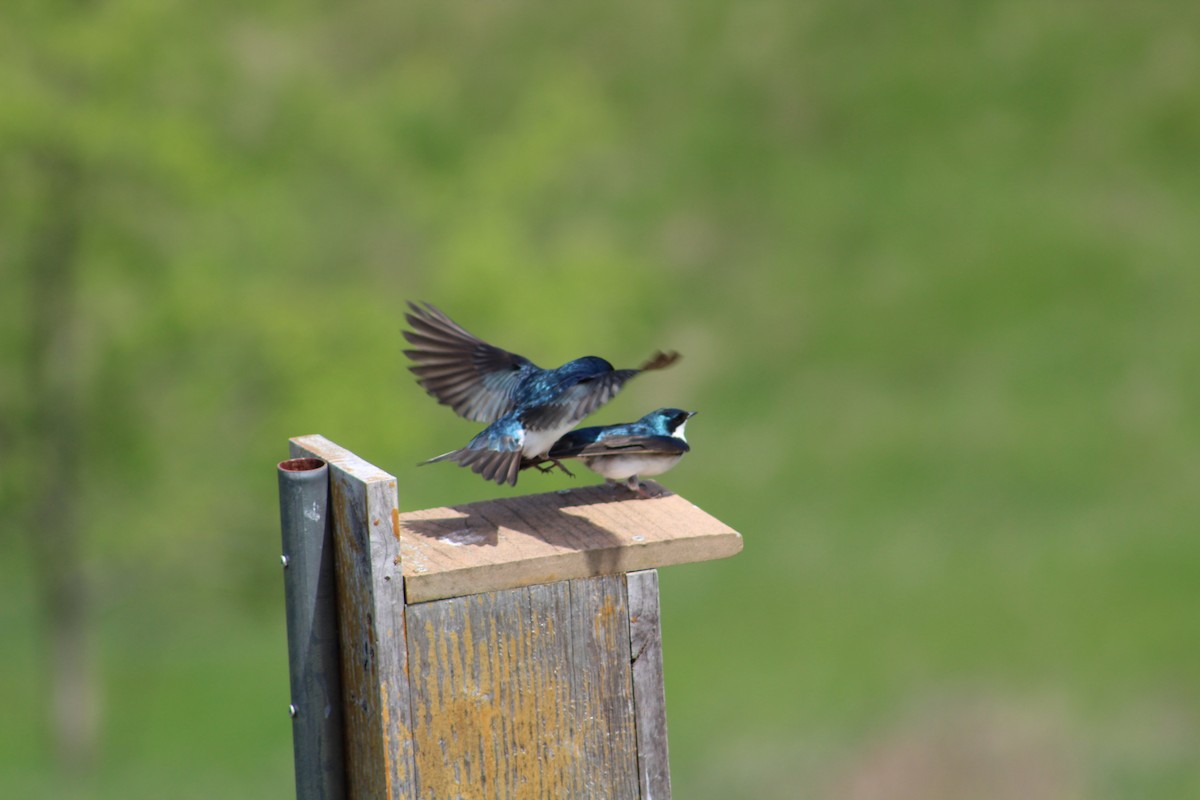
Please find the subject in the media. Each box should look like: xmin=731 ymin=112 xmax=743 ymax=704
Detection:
xmin=582 ymin=453 xmax=683 ymax=481
xmin=521 ymin=424 xmax=575 ymax=459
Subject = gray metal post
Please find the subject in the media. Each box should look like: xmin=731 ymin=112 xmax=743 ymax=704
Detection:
xmin=277 ymin=457 xmax=346 ymax=800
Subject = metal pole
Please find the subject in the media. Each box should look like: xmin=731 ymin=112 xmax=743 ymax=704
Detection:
xmin=277 ymin=457 xmax=346 ymax=800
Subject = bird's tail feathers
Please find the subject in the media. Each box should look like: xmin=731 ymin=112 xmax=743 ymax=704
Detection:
xmin=639 ymin=350 xmax=681 ymax=372
xmin=419 ymin=446 xmax=521 ymax=486
xmin=419 ymin=450 xmax=459 ymax=466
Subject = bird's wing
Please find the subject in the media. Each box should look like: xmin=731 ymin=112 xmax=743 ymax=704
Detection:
xmin=553 ymin=433 xmax=689 ymax=459
xmin=521 ymin=351 xmax=681 ymax=432
xmin=404 ymin=302 xmax=537 ymax=423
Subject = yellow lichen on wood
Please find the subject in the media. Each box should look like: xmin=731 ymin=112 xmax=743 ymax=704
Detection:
xmin=405 ymin=576 xmax=638 ymax=799
xmin=287 ymin=436 xmax=704 ymax=799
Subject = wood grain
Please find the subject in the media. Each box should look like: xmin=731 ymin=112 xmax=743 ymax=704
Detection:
xmin=400 ymin=481 xmax=742 ymax=604
xmin=284 ymin=436 xmax=743 ymax=799
xmin=290 ymin=435 xmax=415 ymax=800
xmin=405 ymin=575 xmax=640 ymax=799
xmin=627 ymin=570 xmax=671 ymax=800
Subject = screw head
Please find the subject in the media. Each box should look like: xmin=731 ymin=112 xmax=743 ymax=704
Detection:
xmin=281 ymin=554 xmax=290 ymax=568
xmin=289 ymin=704 xmax=298 ymax=718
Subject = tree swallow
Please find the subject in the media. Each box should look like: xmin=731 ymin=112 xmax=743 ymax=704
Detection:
xmin=404 ymin=302 xmax=681 ymax=486
xmin=548 ymin=408 xmax=696 ymax=496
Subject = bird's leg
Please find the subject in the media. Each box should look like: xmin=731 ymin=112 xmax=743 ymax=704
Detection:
xmin=625 ymin=476 xmax=654 ymax=498
xmin=533 ymin=457 xmax=575 ymax=477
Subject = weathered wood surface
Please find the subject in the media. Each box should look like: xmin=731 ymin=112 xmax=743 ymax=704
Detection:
xmin=627 ymin=570 xmax=671 ymax=800
xmin=399 ymin=481 xmax=742 ymax=604
xmin=290 ymin=435 xmax=414 ymax=800
xmin=405 ymin=574 xmax=640 ymax=799
xmin=284 ymin=436 xmax=742 ymax=799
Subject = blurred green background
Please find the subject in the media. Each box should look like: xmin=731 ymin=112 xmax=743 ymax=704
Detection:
xmin=3 ymin=1 xmax=1198 ymax=798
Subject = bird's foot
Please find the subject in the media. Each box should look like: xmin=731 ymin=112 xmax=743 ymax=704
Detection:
xmin=619 ymin=476 xmax=657 ymax=498
xmin=534 ymin=458 xmax=575 ymax=478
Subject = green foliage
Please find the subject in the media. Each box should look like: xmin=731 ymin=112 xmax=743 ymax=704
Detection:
xmin=2 ymin=1 xmax=1199 ymax=798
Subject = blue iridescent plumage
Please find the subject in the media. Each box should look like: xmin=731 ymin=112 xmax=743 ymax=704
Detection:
xmin=549 ymin=408 xmax=696 ymax=496
xmin=404 ymin=303 xmax=680 ymax=486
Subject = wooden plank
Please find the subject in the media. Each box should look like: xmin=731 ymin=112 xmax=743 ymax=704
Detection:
xmin=405 ymin=575 xmax=640 ymax=799
xmin=400 ymin=481 xmax=742 ymax=604
xmin=627 ymin=570 xmax=671 ymax=800
xmin=290 ymin=435 xmax=415 ymax=800
xmin=568 ymin=575 xmax=639 ymax=799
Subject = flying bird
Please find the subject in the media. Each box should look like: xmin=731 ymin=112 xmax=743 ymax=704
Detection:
xmin=548 ymin=408 xmax=696 ymax=496
xmin=404 ymin=302 xmax=680 ymax=486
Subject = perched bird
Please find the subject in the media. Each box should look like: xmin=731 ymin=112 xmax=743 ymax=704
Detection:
xmin=548 ymin=408 xmax=696 ymax=496
xmin=404 ymin=302 xmax=680 ymax=486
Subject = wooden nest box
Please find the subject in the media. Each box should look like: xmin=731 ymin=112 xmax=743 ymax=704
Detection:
xmin=277 ymin=435 xmax=742 ymax=800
